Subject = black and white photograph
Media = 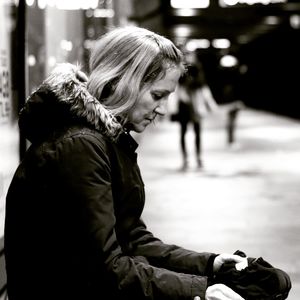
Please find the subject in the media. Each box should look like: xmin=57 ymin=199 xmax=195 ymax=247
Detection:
xmin=0 ymin=0 xmax=299 ymax=299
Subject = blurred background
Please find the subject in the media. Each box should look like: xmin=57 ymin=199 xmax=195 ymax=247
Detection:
xmin=0 ymin=0 xmax=300 ymax=299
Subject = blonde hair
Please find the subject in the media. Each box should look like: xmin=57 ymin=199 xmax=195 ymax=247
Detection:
xmin=87 ymin=26 xmax=185 ymax=122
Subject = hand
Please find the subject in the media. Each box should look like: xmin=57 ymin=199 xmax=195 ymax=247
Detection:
xmin=205 ymin=284 xmax=244 ymax=300
xmin=213 ymin=253 xmax=246 ymax=273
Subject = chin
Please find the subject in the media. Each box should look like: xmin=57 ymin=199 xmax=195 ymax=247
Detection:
xmin=131 ymin=124 xmax=148 ymax=133
xmin=132 ymin=127 xmax=146 ymax=133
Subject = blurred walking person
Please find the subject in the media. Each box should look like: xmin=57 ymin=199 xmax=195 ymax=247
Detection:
xmin=175 ymin=63 xmax=218 ymax=170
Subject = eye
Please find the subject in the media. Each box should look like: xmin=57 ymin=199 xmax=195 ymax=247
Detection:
xmin=151 ymin=93 xmax=163 ymax=101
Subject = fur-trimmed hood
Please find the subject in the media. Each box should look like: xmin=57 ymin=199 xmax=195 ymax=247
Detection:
xmin=19 ymin=63 xmax=123 ymax=143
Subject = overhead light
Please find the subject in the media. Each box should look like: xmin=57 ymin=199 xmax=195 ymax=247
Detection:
xmin=237 ymin=35 xmax=251 ymax=44
xmin=171 ymin=0 xmax=209 ymax=9
xmin=186 ymin=39 xmax=210 ymax=51
xmin=290 ymin=15 xmax=300 ymax=29
xmin=212 ymin=38 xmax=231 ymax=49
xmin=239 ymin=64 xmax=248 ymax=74
xmin=48 ymin=56 xmax=57 ymax=68
xmin=173 ymin=25 xmax=193 ymax=37
xmin=27 ymin=55 xmax=36 ymax=67
xmin=219 ymin=0 xmax=286 ymax=6
xmin=220 ymin=0 xmax=239 ymax=5
xmin=33 ymin=0 xmax=99 ymax=10
xmin=220 ymin=55 xmax=238 ymax=68
xmin=173 ymin=8 xmax=199 ymax=17
xmin=264 ymin=16 xmax=280 ymax=25
xmin=37 ymin=0 xmax=47 ymax=9
xmin=26 ymin=0 xmax=35 ymax=5
xmin=55 ymin=0 xmax=98 ymax=10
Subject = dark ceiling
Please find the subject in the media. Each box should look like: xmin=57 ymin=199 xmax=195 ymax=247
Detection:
xmin=158 ymin=0 xmax=300 ymax=118
xmin=132 ymin=0 xmax=300 ymax=118
xmin=160 ymin=0 xmax=300 ymax=47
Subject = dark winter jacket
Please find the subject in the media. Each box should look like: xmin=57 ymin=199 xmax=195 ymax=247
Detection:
xmin=4 ymin=64 xmax=216 ymax=300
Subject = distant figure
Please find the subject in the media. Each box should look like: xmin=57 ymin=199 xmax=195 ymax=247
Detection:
xmin=220 ymin=67 xmax=245 ymax=146
xmin=174 ymin=64 xmax=218 ymax=170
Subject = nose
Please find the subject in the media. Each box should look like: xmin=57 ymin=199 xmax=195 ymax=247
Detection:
xmin=154 ymin=100 xmax=167 ymax=116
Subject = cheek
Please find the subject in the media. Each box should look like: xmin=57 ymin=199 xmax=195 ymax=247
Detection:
xmin=128 ymin=104 xmax=147 ymax=122
xmin=136 ymin=95 xmax=155 ymax=114
xmin=130 ymin=109 xmax=142 ymax=121
xmin=127 ymin=90 xmax=157 ymax=123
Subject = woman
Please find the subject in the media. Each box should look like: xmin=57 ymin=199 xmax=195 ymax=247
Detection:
xmin=4 ymin=26 xmax=245 ymax=300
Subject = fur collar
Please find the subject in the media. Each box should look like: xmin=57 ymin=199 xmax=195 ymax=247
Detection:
xmin=19 ymin=63 xmax=123 ymax=143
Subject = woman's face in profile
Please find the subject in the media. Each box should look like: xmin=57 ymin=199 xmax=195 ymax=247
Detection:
xmin=127 ymin=67 xmax=182 ymax=133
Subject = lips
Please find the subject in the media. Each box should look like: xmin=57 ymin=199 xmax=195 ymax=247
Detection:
xmin=146 ymin=114 xmax=156 ymax=122
xmin=145 ymin=117 xmax=154 ymax=122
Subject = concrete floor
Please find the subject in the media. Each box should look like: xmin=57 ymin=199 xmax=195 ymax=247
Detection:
xmin=136 ymin=107 xmax=300 ymax=299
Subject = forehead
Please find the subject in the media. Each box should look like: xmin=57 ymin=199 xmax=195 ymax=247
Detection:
xmin=151 ymin=67 xmax=182 ymax=92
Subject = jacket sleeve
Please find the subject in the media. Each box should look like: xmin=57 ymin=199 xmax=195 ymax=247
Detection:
xmin=55 ymin=133 xmax=210 ymax=300
xmin=127 ymin=219 xmax=217 ymax=277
